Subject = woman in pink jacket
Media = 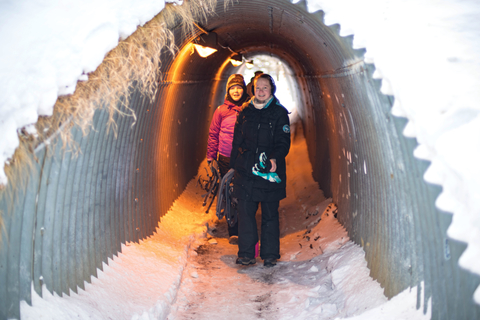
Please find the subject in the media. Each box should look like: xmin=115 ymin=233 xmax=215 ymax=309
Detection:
xmin=207 ymin=74 xmax=249 ymax=244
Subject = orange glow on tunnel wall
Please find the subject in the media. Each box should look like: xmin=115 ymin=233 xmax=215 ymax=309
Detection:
xmin=163 ymin=41 xmax=234 ymax=127
xmin=154 ymin=42 xmax=202 ymax=219
xmin=207 ymin=57 xmax=233 ymax=117
xmin=153 ymin=40 xmax=238 ymax=221
xmin=167 ymin=42 xmax=197 ymax=82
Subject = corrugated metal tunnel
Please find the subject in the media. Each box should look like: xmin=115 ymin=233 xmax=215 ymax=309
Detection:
xmin=1 ymin=0 xmax=479 ymax=319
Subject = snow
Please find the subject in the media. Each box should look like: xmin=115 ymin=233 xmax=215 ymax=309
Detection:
xmin=0 ymin=0 xmax=478 ymax=315
xmin=20 ymin=123 xmax=430 ymax=319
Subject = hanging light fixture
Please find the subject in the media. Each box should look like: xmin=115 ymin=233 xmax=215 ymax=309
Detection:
xmin=194 ymin=44 xmax=217 ymax=58
xmin=193 ymin=29 xmax=218 ymax=58
xmin=229 ymin=54 xmax=243 ymax=67
xmin=191 ymin=23 xmax=243 ymax=64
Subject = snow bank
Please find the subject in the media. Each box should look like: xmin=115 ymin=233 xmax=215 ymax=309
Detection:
xmin=335 ymin=284 xmax=431 ymax=320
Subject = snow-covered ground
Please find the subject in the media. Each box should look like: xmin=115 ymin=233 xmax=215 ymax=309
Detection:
xmin=20 ymin=123 xmax=430 ymax=319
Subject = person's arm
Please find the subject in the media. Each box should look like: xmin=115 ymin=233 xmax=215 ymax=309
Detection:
xmin=268 ymin=109 xmax=291 ymax=170
xmin=229 ymin=111 xmax=245 ymax=169
xmin=206 ymin=108 xmax=222 ymax=162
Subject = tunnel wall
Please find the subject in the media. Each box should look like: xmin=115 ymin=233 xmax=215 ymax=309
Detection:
xmin=305 ymin=61 xmax=480 ymax=318
xmin=1 ymin=1 xmax=480 ymax=319
xmin=0 ymin=91 xmax=158 ymax=319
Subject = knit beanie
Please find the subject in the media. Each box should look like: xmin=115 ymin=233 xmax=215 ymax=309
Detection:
xmin=226 ymin=74 xmax=246 ymax=91
xmin=226 ymin=74 xmax=248 ymax=105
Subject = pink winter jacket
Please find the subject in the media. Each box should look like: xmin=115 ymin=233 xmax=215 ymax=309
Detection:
xmin=207 ymin=99 xmax=242 ymax=161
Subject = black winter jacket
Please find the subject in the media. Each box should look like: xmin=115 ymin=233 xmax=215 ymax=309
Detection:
xmin=230 ymin=96 xmax=291 ymax=202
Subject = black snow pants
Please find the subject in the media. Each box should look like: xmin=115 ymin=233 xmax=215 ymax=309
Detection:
xmin=237 ymin=200 xmax=280 ymax=260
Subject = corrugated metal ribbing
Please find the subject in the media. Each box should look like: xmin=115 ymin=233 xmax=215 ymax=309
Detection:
xmin=0 ymin=83 xmax=162 ymax=318
xmin=154 ymin=80 xmax=215 ymax=217
xmin=305 ymin=54 xmax=480 ymax=319
xmin=0 ymin=151 xmax=44 ymax=317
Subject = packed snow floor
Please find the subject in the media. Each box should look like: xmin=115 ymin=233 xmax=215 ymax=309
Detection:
xmin=20 ymin=123 xmax=430 ymax=319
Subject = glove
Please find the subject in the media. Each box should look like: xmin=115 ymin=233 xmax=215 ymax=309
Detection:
xmin=252 ymin=152 xmax=281 ymax=183
xmin=258 ymin=152 xmax=272 ymax=173
xmin=252 ymin=166 xmax=281 ymax=183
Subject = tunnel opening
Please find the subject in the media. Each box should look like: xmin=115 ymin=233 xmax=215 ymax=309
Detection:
xmin=1 ymin=0 xmax=480 ymax=319
xmin=237 ymin=54 xmax=299 ymax=114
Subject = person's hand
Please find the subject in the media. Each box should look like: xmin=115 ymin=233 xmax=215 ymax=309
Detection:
xmin=269 ymin=159 xmax=277 ymax=172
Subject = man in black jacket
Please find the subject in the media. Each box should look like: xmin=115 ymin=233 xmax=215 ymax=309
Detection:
xmin=230 ymin=74 xmax=291 ymax=268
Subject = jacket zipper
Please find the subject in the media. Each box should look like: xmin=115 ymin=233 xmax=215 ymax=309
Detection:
xmin=256 ymin=123 xmax=260 ymax=155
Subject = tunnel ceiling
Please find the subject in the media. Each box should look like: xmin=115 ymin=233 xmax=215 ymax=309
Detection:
xmin=192 ymin=0 xmax=363 ymax=78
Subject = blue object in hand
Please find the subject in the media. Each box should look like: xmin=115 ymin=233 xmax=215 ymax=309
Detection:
xmin=252 ymin=152 xmax=281 ymax=183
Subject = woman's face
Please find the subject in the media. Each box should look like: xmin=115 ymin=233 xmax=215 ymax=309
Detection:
xmin=229 ymin=85 xmax=244 ymax=101
xmin=254 ymin=78 xmax=272 ymax=102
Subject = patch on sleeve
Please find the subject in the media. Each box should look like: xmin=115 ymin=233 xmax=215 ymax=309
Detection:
xmin=283 ymin=124 xmax=290 ymax=133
